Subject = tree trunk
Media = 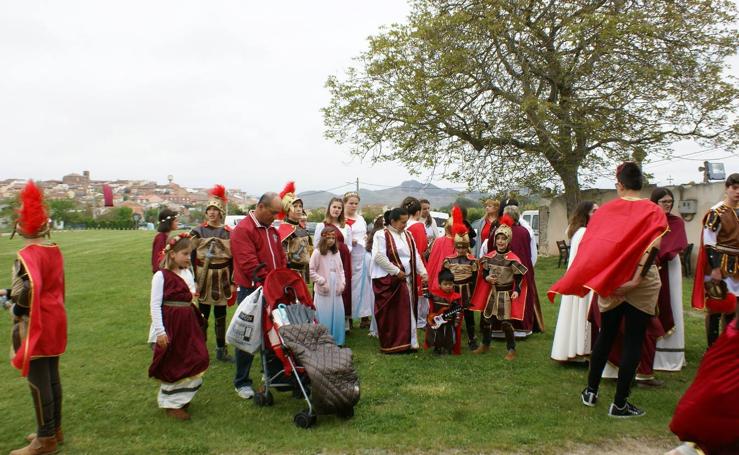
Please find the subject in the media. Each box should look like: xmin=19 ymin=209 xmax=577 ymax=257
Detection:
xmin=560 ymin=170 xmax=581 ymax=217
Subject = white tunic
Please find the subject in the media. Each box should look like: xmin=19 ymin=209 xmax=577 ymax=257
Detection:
xmin=550 ymin=227 xmax=593 ymax=361
xmin=314 ymin=222 xmax=353 ymax=254
xmin=347 ymin=216 xmax=373 ymax=319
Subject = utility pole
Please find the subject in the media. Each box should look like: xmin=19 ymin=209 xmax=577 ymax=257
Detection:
xmin=356 ymin=177 xmax=359 ymax=193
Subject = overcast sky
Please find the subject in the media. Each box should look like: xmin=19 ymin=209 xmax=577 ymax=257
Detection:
xmin=1 ymin=1 xmax=737 ymax=196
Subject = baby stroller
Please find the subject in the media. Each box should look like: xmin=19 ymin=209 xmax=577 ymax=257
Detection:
xmin=254 ymin=268 xmax=360 ymax=428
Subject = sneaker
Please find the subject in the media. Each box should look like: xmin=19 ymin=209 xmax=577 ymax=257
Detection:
xmin=468 ymin=338 xmax=479 ymax=351
xmin=581 ymin=387 xmax=598 ymax=407
xmin=235 ymin=385 xmax=254 ymax=399
xmin=608 ymin=401 xmax=645 ymax=418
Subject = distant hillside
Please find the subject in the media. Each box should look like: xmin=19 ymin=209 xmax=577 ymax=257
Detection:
xmin=298 ymin=180 xmax=487 ymax=209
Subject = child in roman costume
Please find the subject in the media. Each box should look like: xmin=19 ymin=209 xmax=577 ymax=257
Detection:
xmin=277 ymin=181 xmax=313 ymax=282
xmin=149 ymin=233 xmax=209 ymax=420
xmin=426 ymin=269 xmax=464 ymax=355
xmin=442 ymin=205 xmax=479 ymax=350
xmin=309 ymin=225 xmax=347 ymax=346
xmin=2 ymin=181 xmax=67 ymax=455
xmin=190 ymin=184 xmax=234 ymax=362
xmin=470 ymin=215 xmax=528 ymax=360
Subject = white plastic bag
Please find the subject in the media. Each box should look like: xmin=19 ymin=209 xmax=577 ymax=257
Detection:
xmin=226 ymin=287 xmax=263 ymax=353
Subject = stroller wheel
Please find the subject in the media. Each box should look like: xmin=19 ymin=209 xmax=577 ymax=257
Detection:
xmin=337 ymin=406 xmax=354 ymax=419
xmin=254 ymin=390 xmax=274 ymax=407
xmin=293 ymin=410 xmax=315 ymax=429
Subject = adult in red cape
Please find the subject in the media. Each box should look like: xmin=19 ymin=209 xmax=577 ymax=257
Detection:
xmin=314 ymin=197 xmax=353 ymax=324
xmin=2 ymin=181 xmax=67 ymax=455
xmin=470 ymin=215 xmax=528 ymax=360
xmin=669 ymin=318 xmax=739 ymax=454
xmin=594 ymin=187 xmax=689 ymax=386
xmin=370 ymin=207 xmax=428 ymax=353
xmin=550 ymin=162 xmax=668 ymax=418
xmin=691 ymin=173 xmax=739 ymax=347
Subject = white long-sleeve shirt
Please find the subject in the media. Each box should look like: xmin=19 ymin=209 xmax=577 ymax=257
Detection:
xmin=149 ymin=268 xmax=196 ymax=337
xmin=370 ymin=226 xmax=427 ymax=279
xmin=314 ymin=222 xmax=353 ymax=253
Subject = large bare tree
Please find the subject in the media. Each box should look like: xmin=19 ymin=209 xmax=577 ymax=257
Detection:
xmin=324 ymin=0 xmax=739 ymax=212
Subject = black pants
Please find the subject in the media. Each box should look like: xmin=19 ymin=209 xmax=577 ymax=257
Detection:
xmin=480 ymin=316 xmax=516 ymax=351
xmin=199 ymin=303 xmax=227 ymax=348
xmin=706 ymin=311 xmax=736 ymax=347
xmin=27 ymin=357 xmax=62 ymax=437
xmin=588 ymin=303 xmax=650 ymax=407
xmin=463 ymin=309 xmax=476 ymax=341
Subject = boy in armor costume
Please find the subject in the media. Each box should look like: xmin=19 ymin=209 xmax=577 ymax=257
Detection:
xmin=190 ymin=184 xmax=234 ymax=362
xmin=692 ymin=173 xmax=739 ymax=346
xmin=2 ymin=181 xmax=67 ymax=455
xmin=277 ymin=182 xmax=313 ymax=282
xmin=442 ymin=205 xmax=479 ymax=350
xmin=470 ymin=215 xmax=528 ymax=361
xmin=426 ymin=269 xmax=464 ymax=355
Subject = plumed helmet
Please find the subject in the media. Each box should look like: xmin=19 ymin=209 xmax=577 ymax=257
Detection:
xmin=451 ymin=205 xmax=469 ymax=248
xmin=278 ymin=181 xmax=302 ymax=220
xmin=206 ymin=184 xmax=228 ymax=215
xmin=15 ymin=180 xmax=50 ymax=239
xmin=493 ymin=214 xmax=515 ymax=244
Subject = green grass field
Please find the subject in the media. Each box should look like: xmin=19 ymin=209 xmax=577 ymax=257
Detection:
xmin=0 ymin=230 xmax=705 ymax=454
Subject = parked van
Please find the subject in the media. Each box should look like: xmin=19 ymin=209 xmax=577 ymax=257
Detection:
xmin=224 ymin=215 xmax=246 ymax=228
xmin=430 ymin=211 xmax=449 ymax=238
xmin=521 ymin=210 xmax=539 ymax=247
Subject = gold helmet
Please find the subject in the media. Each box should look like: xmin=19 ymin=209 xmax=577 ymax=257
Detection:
xmin=493 ymin=214 xmax=515 ymax=245
xmin=206 ymin=184 xmax=227 ymax=215
xmin=278 ymin=181 xmax=302 ymax=220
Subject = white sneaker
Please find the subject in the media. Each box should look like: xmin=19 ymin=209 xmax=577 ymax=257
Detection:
xmin=235 ymin=386 xmax=254 ymax=399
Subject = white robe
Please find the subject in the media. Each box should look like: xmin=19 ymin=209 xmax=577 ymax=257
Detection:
xmin=653 ymin=255 xmax=686 ymax=371
xmin=550 ymin=227 xmax=592 ymax=361
xmin=347 ymin=216 xmax=373 ymax=319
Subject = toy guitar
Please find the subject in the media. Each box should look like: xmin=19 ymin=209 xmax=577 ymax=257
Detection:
xmin=429 ymin=303 xmax=465 ymax=330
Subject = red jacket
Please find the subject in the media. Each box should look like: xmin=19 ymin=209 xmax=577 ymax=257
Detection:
xmin=231 ymin=212 xmax=287 ymax=288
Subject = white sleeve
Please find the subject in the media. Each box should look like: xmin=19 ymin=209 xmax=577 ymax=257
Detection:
xmin=530 ymin=235 xmax=538 ymax=266
xmin=479 ymin=239 xmax=489 ymax=257
xmin=314 ymin=223 xmax=324 ymax=244
xmin=150 ymin=272 xmax=166 ymax=337
xmin=703 ymin=227 xmax=717 ymax=247
xmin=345 ymin=225 xmax=353 ymax=253
xmin=373 ymin=230 xmax=400 ymax=275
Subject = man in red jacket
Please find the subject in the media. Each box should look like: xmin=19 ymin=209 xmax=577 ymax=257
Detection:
xmin=231 ymin=192 xmax=287 ymax=399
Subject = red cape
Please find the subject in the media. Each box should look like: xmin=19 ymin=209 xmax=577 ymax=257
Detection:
xmin=469 ymin=250 xmax=528 ymax=321
xmin=429 ymin=287 xmax=462 ymax=303
xmin=427 ymin=237 xmax=455 ymax=291
xmin=548 ymin=198 xmax=668 ymax=302
xmin=407 ymin=222 xmax=428 ymax=259
xmin=13 ymin=244 xmax=67 ymax=377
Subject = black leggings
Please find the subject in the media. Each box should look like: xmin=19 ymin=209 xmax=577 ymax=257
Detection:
xmin=27 ymin=357 xmax=62 ymax=437
xmin=463 ymin=309 xmax=476 ymax=341
xmin=588 ymin=303 xmax=650 ymax=407
xmin=199 ymin=303 xmax=228 ymax=347
xmin=706 ymin=312 xmax=736 ymax=347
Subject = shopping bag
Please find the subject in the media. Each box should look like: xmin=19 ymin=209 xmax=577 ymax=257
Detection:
xmin=226 ymin=287 xmax=263 ymax=353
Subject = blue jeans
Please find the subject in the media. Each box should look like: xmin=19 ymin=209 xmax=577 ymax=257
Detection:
xmin=234 ymin=287 xmax=256 ymax=389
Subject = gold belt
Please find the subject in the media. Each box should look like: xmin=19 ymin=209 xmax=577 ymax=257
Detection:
xmin=163 ymin=300 xmax=192 ymax=307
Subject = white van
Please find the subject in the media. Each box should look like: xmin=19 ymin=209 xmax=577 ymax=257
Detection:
xmin=430 ymin=211 xmax=449 ymax=238
xmin=224 ymin=215 xmax=246 ymax=228
xmin=521 ymin=210 xmax=539 ymax=247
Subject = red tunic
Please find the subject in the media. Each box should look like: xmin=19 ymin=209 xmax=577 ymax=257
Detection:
xmin=151 ymin=232 xmax=167 ymax=274
xmin=426 ymin=236 xmax=455 ymax=291
xmin=12 ymin=244 xmax=67 ymax=377
xmin=148 ymin=270 xmax=209 ymax=383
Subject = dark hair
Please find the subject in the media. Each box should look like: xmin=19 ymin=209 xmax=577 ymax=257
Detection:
xmin=616 ymin=161 xmax=643 ymax=190
xmin=726 ymin=173 xmax=739 ymax=187
xmin=401 ymin=196 xmax=422 ymax=217
xmin=157 ymin=208 xmax=178 ymax=233
xmin=498 ymin=198 xmax=519 ymax=217
xmin=323 ymin=197 xmax=345 ymax=227
xmin=438 ymin=268 xmax=454 ymax=284
xmin=419 ymin=199 xmax=430 ymax=206
xmin=366 ymin=215 xmax=385 ymax=252
xmin=317 ymin=225 xmax=339 ymax=255
xmin=383 ymin=207 xmax=408 ymax=226
xmin=567 ymin=201 xmax=595 ymax=239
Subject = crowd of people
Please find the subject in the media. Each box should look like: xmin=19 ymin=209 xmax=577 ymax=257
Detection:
xmin=2 ymin=163 xmax=738 ymax=454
